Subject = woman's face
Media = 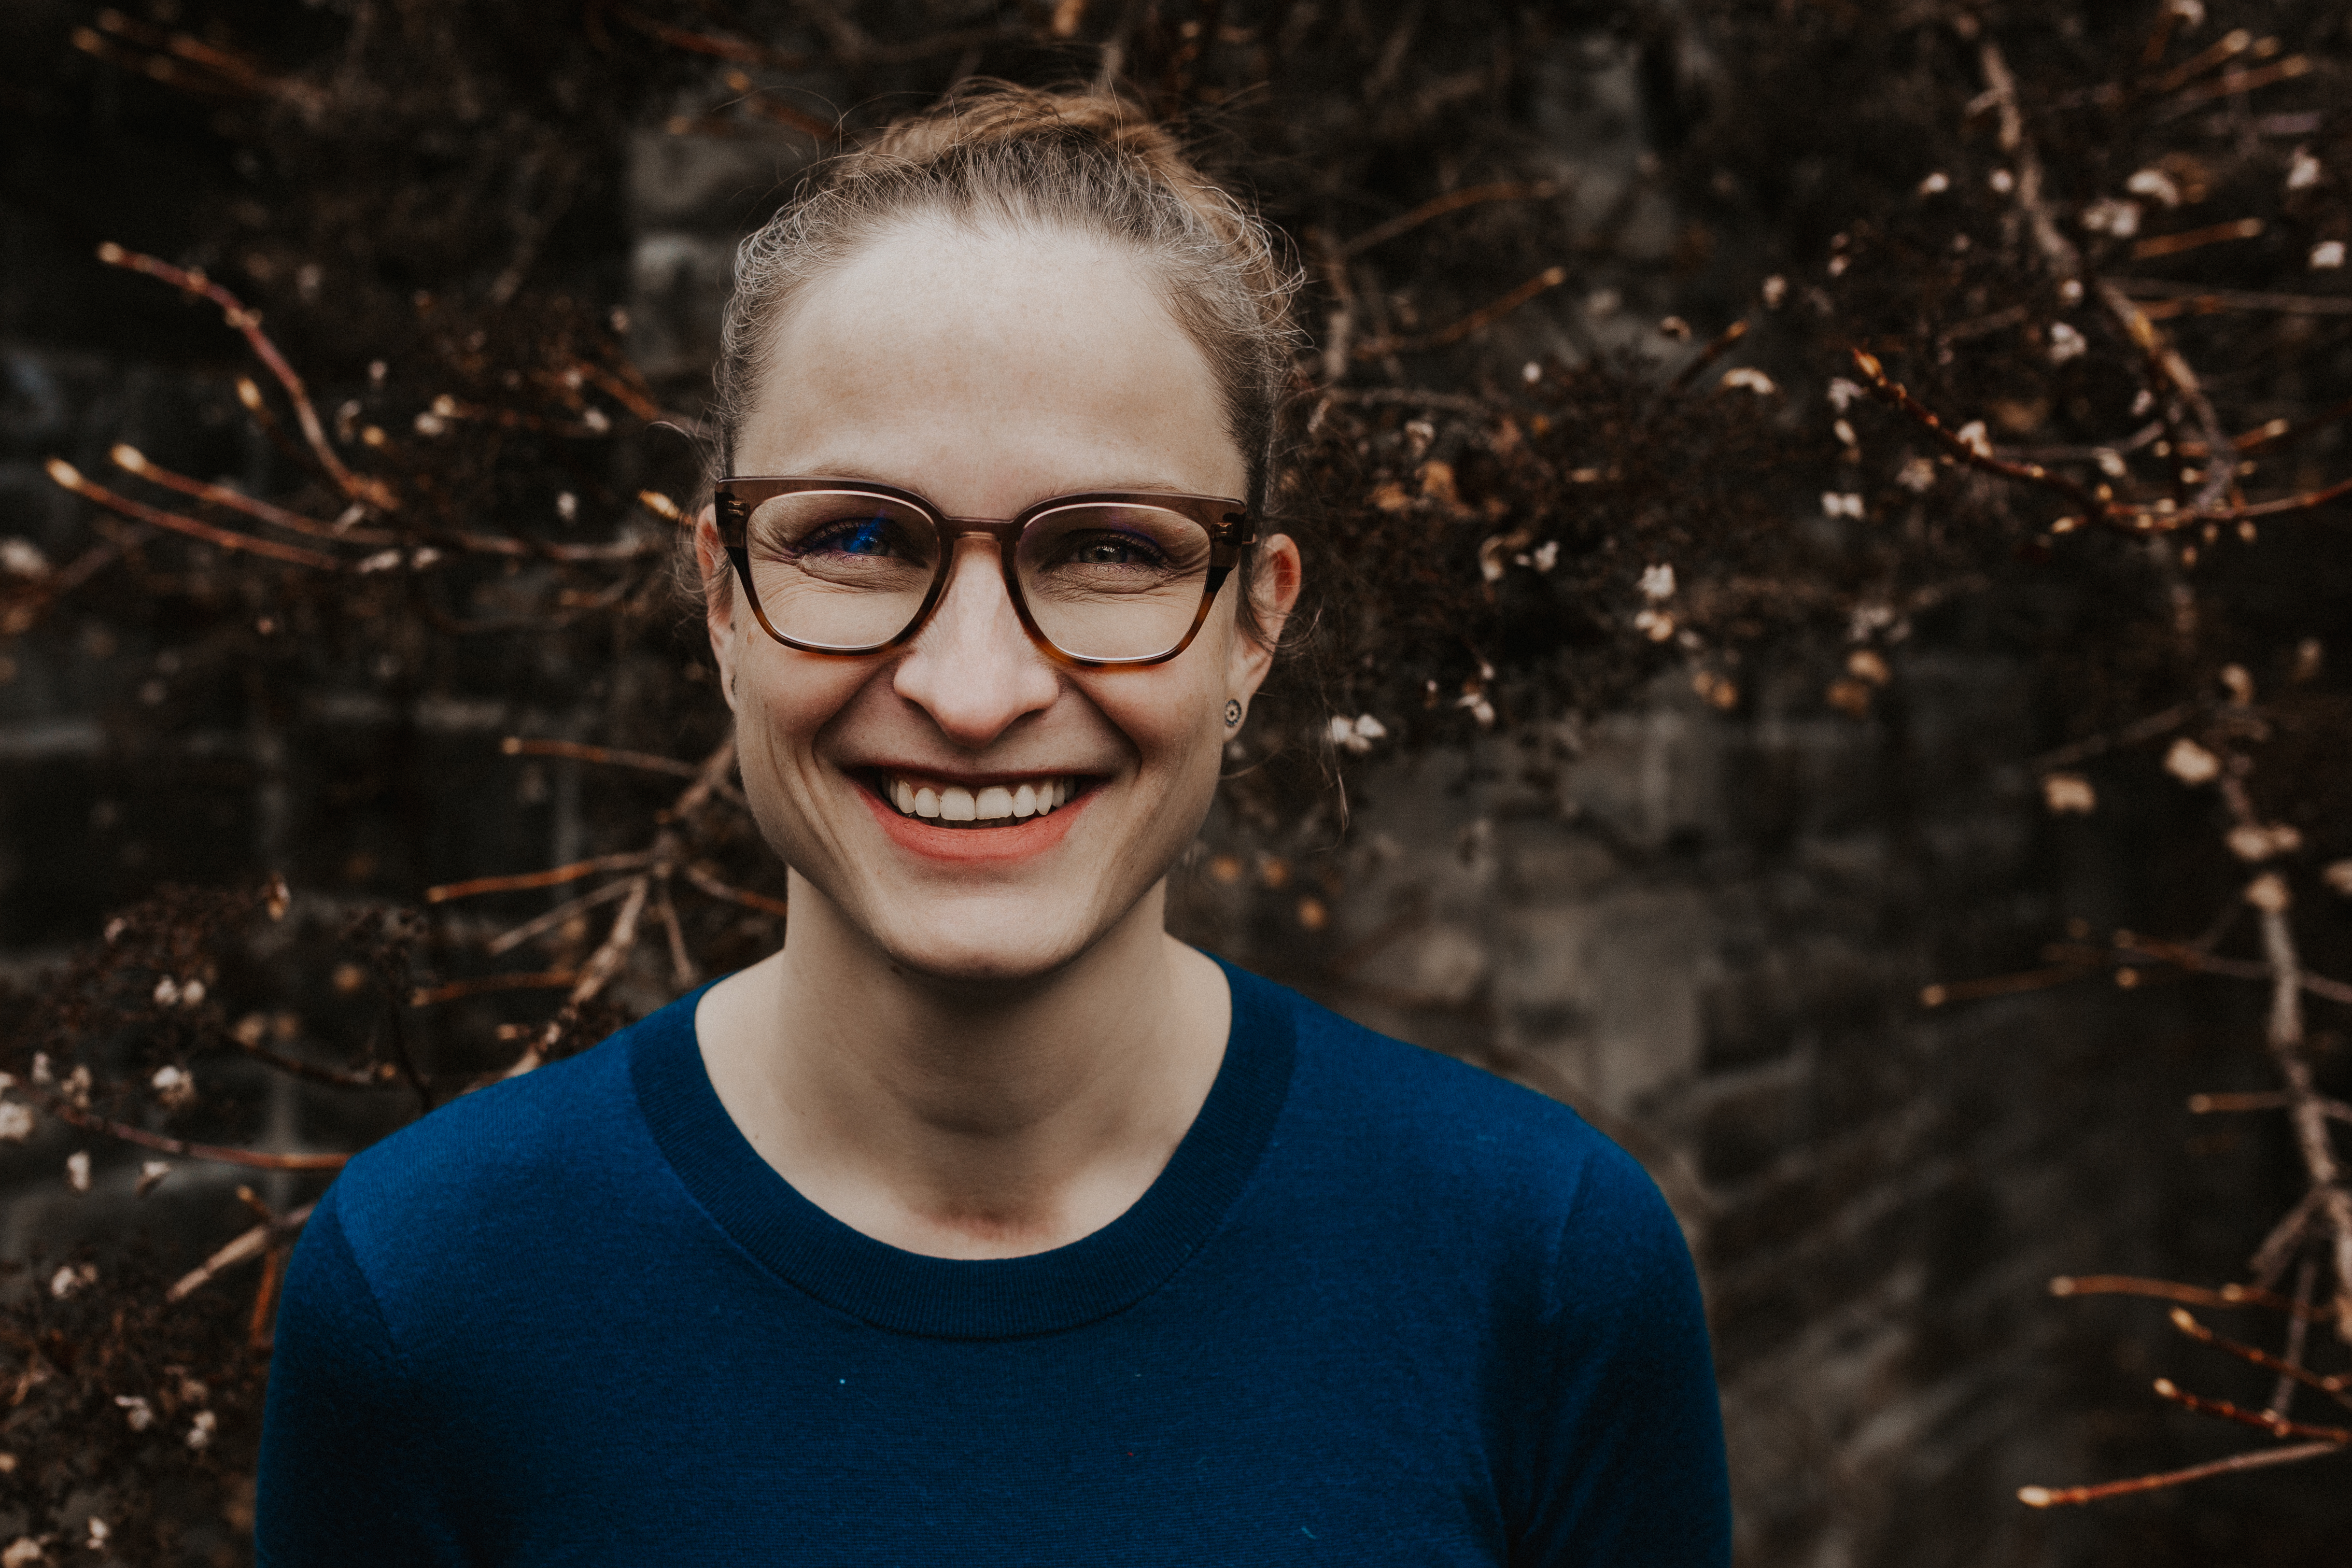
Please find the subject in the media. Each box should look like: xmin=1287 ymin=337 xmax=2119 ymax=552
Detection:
xmin=704 ymin=218 xmax=1297 ymax=983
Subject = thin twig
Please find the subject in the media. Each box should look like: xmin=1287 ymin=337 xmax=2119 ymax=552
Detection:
xmin=94 ymin=244 xmax=394 ymax=509
xmin=1666 ymin=320 xmax=1752 ymax=396
xmin=1354 ymin=266 xmax=1568 ymax=357
xmin=500 ymin=736 xmax=702 ymax=778
xmin=424 ymin=851 xmax=654 ymax=903
xmin=2150 ymin=1376 xmax=2351 ymax=1442
xmin=500 ymin=876 xmax=650 ymax=1079
xmin=108 ymin=446 xmax=399 ymax=544
xmin=483 ymin=876 xmax=640 ymax=957
xmin=2018 ymin=1441 xmax=2343 ymax=1507
xmin=2110 ymin=279 xmax=2352 ymax=317
xmin=2171 ymin=1303 xmax=2352 ymax=1411
xmin=21 ymin=1088 xmax=345 ymax=1172
xmin=681 ymin=862 xmax=790 ymax=918
xmin=45 ymin=460 xmax=344 ymax=570
xmin=409 ymin=970 xmax=578 ymax=1005
xmin=2050 ymin=1274 xmax=2330 ymax=1322
xmin=165 ymin=1201 xmax=316 ymax=1303
xmin=1338 ymin=180 xmax=1561 ymax=258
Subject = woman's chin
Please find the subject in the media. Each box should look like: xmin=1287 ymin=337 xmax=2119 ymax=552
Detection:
xmin=871 ymin=923 xmax=1083 ymax=988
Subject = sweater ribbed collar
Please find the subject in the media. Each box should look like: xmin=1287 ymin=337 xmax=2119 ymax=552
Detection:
xmin=629 ymin=957 xmax=1296 ymax=1340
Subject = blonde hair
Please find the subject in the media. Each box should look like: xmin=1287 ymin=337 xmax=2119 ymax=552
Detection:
xmin=705 ymin=83 xmax=1300 ymax=636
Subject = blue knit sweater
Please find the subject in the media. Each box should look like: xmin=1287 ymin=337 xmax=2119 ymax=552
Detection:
xmin=256 ymin=960 xmax=1729 ymax=1565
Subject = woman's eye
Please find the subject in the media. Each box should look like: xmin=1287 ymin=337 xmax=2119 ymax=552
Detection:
xmin=1062 ymin=534 xmax=1162 ymax=567
xmin=809 ymin=516 xmax=898 ymax=555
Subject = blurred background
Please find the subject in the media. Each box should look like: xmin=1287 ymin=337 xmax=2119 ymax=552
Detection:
xmin=1 ymin=0 xmax=2348 ymax=1561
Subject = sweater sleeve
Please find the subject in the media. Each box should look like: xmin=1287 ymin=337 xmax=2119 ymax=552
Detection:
xmin=255 ymin=1188 xmax=462 ymax=1567
xmin=1515 ymin=1142 xmax=1732 ymax=1568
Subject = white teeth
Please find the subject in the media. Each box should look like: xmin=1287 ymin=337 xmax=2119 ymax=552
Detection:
xmin=886 ymin=775 xmax=1074 ymax=822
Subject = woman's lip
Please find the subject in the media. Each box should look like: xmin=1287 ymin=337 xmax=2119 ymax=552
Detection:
xmin=856 ymin=775 xmax=1092 ymax=862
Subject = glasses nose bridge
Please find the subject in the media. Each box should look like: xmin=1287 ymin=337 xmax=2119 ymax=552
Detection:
xmin=935 ymin=513 xmax=1023 ymax=545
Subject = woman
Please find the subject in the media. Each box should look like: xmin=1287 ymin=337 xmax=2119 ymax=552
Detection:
xmin=257 ymin=86 xmax=1730 ymax=1565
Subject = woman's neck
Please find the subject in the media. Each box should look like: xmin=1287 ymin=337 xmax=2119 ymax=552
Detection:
xmin=694 ymin=873 xmax=1231 ymax=1259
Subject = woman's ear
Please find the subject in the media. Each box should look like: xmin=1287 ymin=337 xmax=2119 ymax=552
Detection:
xmin=1226 ymin=533 xmax=1302 ymax=704
xmin=694 ymin=506 xmax=741 ymax=713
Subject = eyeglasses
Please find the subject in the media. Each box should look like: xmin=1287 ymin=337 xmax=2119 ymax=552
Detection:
xmin=712 ymin=478 xmax=1255 ymax=667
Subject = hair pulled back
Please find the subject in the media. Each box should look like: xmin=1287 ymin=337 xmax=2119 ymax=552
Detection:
xmin=715 ymin=83 xmax=1299 ymax=527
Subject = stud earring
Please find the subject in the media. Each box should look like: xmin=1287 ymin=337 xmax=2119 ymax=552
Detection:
xmin=1224 ymin=699 xmax=1243 ymax=728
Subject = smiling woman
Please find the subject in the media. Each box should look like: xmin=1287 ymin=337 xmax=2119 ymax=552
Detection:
xmin=253 ymin=85 xmax=1731 ymax=1566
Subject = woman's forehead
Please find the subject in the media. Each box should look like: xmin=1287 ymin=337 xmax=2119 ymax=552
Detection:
xmin=734 ymin=221 xmax=1244 ymax=505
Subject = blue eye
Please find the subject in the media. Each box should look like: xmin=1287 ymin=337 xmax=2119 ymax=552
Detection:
xmin=808 ymin=514 xmax=899 ymax=557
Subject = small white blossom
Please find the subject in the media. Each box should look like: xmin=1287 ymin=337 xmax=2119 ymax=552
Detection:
xmin=50 ymin=1265 xmax=85 ymax=1299
xmin=1760 ymin=274 xmax=1787 ymax=309
xmin=1821 ymin=493 xmax=1865 ymax=520
xmin=1719 ymin=367 xmax=1776 ymax=395
xmin=2226 ymin=822 xmax=2302 ymax=863
xmin=65 ymin=1151 xmax=90 ymax=1193
xmin=2286 ymin=147 xmax=2322 ymax=191
xmin=2244 ymin=872 xmax=2290 ymax=914
xmin=2126 ymin=168 xmax=2181 ymax=208
xmin=2163 ymin=737 xmax=2220 ymax=785
xmin=2079 ymin=198 xmax=2141 ymax=238
xmin=151 ymin=1065 xmax=196 ymax=1108
xmin=1639 ymin=564 xmax=1677 ymax=601
xmin=0 ymin=539 xmax=50 ymax=580
xmin=185 ymin=1411 xmax=217 ymax=1452
xmin=1633 ymin=608 xmax=1676 ymax=642
xmin=2048 ymin=322 xmax=2087 ymax=364
xmin=1955 ymin=421 xmax=1992 ymax=457
xmin=1988 ymin=168 xmax=2015 ymax=195
xmin=2312 ymin=240 xmax=2346 ymax=270
xmin=1521 ymin=360 xmax=1542 ymax=384
xmin=1918 ymin=171 xmax=1950 ymax=195
xmin=2096 ymin=449 xmax=2127 ymax=478
xmin=84 ymin=1518 xmax=108 ymax=1551
xmin=1 ymin=1536 xmax=39 ymax=1567
xmin=0 ymin=1102 xmax=32 ymax=1143
xmin=137 ymin=1160 xmax=171 ymax=1197
xmin=2041 ymin=774 xmax=2096 ymax=815
xmin=411 ymin=411 xmax=447 ymax=437
xmin=555 ymin=491 xmax=578 ymax=521
xmin=1530 ymin=541 xmax=1559 ymax=573
xmin=1826 ymin=377 xmax=1864 ymax=411
xmin=354 ymin=549 xmax=404 ymax=574
xmin=152 ymin=975 xmax=179 ymax=1007
xmin=115 ymin=1395 xmax=155 ymax=1432
xmin=1897 ymin=456 xmax=1938 ymax=493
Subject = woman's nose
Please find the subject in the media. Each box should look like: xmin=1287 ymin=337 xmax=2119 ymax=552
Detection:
xmin=890 ymin=538 xmax=1060 ymax=748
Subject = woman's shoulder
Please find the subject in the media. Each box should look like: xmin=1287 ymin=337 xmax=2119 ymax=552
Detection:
xmin=1226 ymin=962 xmax=1670 ymax=1234
xmin=324 ymin=991 xmax=693 ymax=1243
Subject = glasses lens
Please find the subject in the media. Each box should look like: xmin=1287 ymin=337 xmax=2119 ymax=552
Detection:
xmin=740 ymin=491 xmax=940 ymax=650
xmin=1016 ymin=503 xmax=1216 ymax=661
